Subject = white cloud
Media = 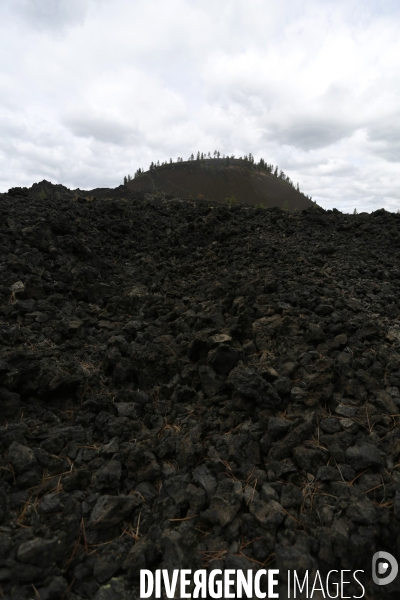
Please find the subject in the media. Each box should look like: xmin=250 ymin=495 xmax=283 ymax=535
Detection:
xmin=0 ymin=0 xmax=399 ymax=211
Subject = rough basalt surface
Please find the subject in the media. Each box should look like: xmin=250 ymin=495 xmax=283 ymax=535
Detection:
xmin=1 ymin=180 xmax=400 ymax=598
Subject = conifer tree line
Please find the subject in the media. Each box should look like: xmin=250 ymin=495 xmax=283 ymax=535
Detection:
xmin=123 ymin=151 xmax=303 ymax=194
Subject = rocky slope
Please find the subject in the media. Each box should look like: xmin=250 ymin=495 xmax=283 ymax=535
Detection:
xmin=125 ymin=159 xmax=315 ymax=210
xmin=1 ymin=180 xmax=400 ymax=599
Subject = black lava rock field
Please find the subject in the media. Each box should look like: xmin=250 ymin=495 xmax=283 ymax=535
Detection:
xmin=1 ymin=180 xmax=400 ymax=599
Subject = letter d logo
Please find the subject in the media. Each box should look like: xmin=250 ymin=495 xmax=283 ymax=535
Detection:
xmin=372 ymin=552 xmax=398 ymax=586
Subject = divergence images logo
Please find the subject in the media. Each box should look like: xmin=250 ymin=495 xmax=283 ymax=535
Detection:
xmin=372 ymin=552 xmax=398 ymax=586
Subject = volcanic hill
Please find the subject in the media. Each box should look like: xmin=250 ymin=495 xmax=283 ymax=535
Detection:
xmin=1 ymin=180 xmax=400 ymax=599
xmin=125 ymin=157 xmax=315 ymax=210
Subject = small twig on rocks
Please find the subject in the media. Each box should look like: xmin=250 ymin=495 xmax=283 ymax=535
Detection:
xmin=64 ymin=578 xmax=76 ymax=596
xmin=246 ymin=479 xmax=258 ymax=505
xmin=165 ymin=345 xmax=191 ymax=363
xmin=55 ymin=477 xmax=63 ymax=495
xmin=365 ymin=405 xmax=373 ymax=433
xmin=239 ymin=536 xmax=263 ymax=551
xmin=8 ymin=291 xmax=17 ymax=305
xmin=122 ymin=520 xmax=141 ymax=542
xmin=136 ymin=510 xmax=142 ymax=538
xmin=384 ymin=468 xmax=394 ymax=482
xmin=88 ymin=532 xmax=125 ymax=554
xmin=365 ymin=483 xmax=384 ymax=495
xmin=281 ymin=506 xmax=303 ymax=528
xmin=17 ymin=496 xmax=33 ymax=525
xmin=334 ymin=461 xmax=346 ymax=483
xmin=65 ymin=533 xmax=81 ymax=568
xmin=194 ymin=523 xmax=211 ymax=538
xmin=348 ymin=469 xmax=369 ymax=486
xmin=223 ymin=420 xmax=249 ymax=435
xmin=310 ymin=436 xmax=329 ymax=452
xmin=81 ymin=518 xmax=88 ymax=554
xmin=217 ymin=458 xmax=238 ymax=481
xmin=245 ymin=466 xmax=256 ymax=486
xmin=234 ymin=552 xmax=275 ymax=568
xmin=169 ymin=514 xmax=199 ymax=522
xmin=199 ymin=549 xmax=227 ymax=566
xmin=373 ymin=500 xmax=394 ymax=508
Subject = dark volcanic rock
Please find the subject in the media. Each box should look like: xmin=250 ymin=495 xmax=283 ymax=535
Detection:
xmin=345 ymin=443 xmax=385 ymax=471
xmin=7 ymin=441 xmax=37 ymax=473
xmin=89 ymin=495 xmax=141 ymax=528
xmin=228 ymin=366 xmax=281 ymax=408
xmin=1 ymin=180 xmax=400 ymax=598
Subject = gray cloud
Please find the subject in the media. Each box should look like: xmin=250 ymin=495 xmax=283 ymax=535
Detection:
xmin=366 ymin=118 xmax=400 ymax=162
xmin=266 ymin=123 xmax=353 ymax=151
xmin=33 ymin=0 xmax=61 ymax=17
xmin=7 ymin=0 xmax=90 ymax=33
xmin=61 ymin=110 xmax=139 ymax=146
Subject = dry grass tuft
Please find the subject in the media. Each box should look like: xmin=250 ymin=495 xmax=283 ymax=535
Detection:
xmin=199 ymin=549 xmax=227 ymax=566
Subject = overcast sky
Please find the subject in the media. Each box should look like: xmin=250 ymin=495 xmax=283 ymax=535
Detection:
xmin=1 ymin=0 xmax=400 ymax=212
